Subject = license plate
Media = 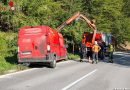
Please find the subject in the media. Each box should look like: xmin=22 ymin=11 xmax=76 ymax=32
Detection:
xmin=22 ymin=51 xmax=31 ymax=55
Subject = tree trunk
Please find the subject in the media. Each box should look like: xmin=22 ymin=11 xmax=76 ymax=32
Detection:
xmin=72 ymin=42 xmax=75 ymax=54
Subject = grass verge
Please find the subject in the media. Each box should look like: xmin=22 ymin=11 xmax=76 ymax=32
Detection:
xmin=0 ymin=32 xmax=28 ymax=75
xmin=68 ymin=53 xmax=80 ymax=60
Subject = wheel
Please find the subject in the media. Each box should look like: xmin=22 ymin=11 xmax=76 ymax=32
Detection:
xmin=50 ymin=59 xmax=56 ymax=68
xmin=65 ymin=55 xmax=68 ymax=60
xmin=49 ymin=55 xmax=56 ymax=68
xmin=80 ymin=59 xmax=83 ymax=62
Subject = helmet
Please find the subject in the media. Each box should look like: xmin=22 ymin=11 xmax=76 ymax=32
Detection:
xmin=95 ymin=41 xmax=97 ymax=45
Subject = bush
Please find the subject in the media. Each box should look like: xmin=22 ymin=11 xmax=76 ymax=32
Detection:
xmin=68 ymin=53 xmax=80 ymax=60
xmin=0 ymin=32 xmax=27 ymax=75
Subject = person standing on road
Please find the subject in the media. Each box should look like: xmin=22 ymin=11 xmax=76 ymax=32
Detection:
xmin=108 ymin=44 xmax=114 ymax=63
xmin=79 ymin=43 xmax=87 ymax=62
xmin=92 ymin=41 xmax=101 ymax=64
xmin=98 ymin=41 xmax=105 ymax=60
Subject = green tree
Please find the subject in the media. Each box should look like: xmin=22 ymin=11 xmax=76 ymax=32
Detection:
xmin=0 ymin=0 xmax=130 ymax=50
xmin=82 ymin=0 xmax=130 ymax=43
xmin=123 ymin=0 xmax=130 ymax=17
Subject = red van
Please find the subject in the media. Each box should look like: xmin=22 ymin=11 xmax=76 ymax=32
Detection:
xmin=18 ymin=25 xmax=67 ymax=68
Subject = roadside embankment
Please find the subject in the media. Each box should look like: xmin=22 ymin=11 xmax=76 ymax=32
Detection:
xmin=0 ymin=32 xmax=28 ymax=75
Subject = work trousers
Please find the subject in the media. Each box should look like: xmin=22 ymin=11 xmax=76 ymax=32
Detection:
xmin=99 ymin=51 xmax=105 ymax=60
xmin=93 ymin=52 xmax=98 ymax=61
xmin=80 ymin=52 xmax=87 ymax=59
xmin=109 ymin=52 xmax=113 ymax=60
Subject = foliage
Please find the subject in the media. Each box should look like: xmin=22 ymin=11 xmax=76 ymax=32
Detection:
xmin=68 ymin=53 xmax=80 ymax=60
xmin=82 ymin=0 xmax=130 ymax=43
xmin=123 ymin=0 xmax=130 ymax=17
xmin=0 ymin=32 xmax=27 ymax=74
xmin=1 ymin=0 xmax=130 ymax=43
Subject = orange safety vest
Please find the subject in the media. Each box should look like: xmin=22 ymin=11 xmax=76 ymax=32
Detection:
xmin=92 ymin=45 xmax=101 ymax=53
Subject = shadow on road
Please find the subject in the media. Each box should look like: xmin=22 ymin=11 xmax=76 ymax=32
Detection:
xmin=70 ymin=51 xmax=130 ymax=68
xmin=112 ymin=51 xmax=130 ymax=67
xmin=100 ymin=51 xmax=130 ymax=68
xmin=29 ymin=63 xmax=50 ymax=68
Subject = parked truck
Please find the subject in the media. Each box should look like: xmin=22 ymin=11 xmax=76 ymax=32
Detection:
xmin=82 ymin=32 xmax=115 ymax=60
xmin=18 ymin=26 xmax=67 ymax=68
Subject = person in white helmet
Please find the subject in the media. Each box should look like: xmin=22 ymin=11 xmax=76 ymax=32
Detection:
xmin=92 ymin=41 xmax=101 ymax=64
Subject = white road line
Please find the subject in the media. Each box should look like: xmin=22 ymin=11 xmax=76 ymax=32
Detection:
xmin=0 ymin=68 xmax=38 ymax=78
xmin=61 ymin=69 xmax=98 ymax=90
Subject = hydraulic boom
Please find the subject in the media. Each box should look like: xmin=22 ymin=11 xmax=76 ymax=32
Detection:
xmin=57 ymin=12 xmax=97 ymax=45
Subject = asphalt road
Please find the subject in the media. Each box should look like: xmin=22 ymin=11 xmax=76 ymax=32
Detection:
xmin=0 ymin=51 xmax=130 ymax=90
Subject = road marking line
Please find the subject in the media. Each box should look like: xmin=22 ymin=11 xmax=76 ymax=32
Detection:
xmin=61 ymin=69 xmax=98 ymax=90
xmin=0 ymin=68 xmax=38 ymax=79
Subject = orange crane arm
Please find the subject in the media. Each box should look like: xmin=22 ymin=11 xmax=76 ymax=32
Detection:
xmin=56 ymin=12 xmax=80 ymax=31
xmin=79 ymin=14 xmax=97 ymax=44
xmin=56 ymin=11 xmax=97 ymax=45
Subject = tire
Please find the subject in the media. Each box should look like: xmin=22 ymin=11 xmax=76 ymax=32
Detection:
xmin=50 ymin=59 xmax=56 ymax=68
xmin=49 ymin=54 xmax=56 ymax=68
xmin=65 ymin=55 xmax=68 ymax=60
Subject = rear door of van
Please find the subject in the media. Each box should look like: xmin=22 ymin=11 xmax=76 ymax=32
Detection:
xmin=18 ymin=27 xmax=47 ymax=58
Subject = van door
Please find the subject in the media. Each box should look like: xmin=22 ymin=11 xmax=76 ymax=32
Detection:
xmin=49 ymin=31 xmax=61 ymax=59
xmin=33 ymin=35 xmax=47 ymax=57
